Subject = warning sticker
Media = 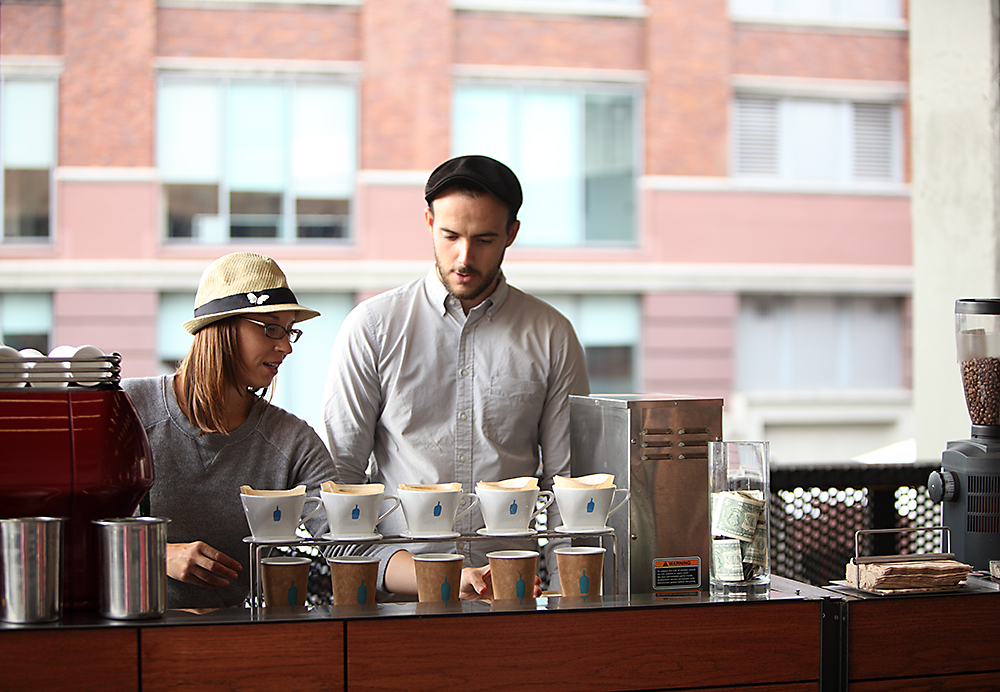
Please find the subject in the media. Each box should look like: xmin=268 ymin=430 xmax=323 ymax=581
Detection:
xmin=652 ymin=557 xmax=701 ymax=590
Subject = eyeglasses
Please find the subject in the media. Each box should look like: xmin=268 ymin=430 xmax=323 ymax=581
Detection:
xmin=241 ymin=317 xmax=303 ymax=344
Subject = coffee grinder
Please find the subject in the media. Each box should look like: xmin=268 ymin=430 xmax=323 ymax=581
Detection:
xmin=928 ymin=299 xmax=1000 ymax=570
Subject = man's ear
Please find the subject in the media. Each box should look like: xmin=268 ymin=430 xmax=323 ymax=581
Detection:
xmin=425 ymin=207 xmax=434 ymax=234
xmin=505 ymin=220 xmax=520 ymax=248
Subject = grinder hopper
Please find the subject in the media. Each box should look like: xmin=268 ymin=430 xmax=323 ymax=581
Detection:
xmin=928 ymin=299 xmax=1000 ymax=570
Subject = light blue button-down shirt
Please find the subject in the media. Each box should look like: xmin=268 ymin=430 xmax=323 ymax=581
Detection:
xmin=322 ymin=269 xmax=590 ymax=588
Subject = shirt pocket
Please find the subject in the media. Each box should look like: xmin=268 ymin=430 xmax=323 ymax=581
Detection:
xmin=482 ymin=375 xmax=545 ymax=448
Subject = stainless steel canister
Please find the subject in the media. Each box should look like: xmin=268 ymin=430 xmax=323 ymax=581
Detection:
xmin=93 ymin=517 xmax=170 ymax=619
xmin=0 ymin=517 xmax=66 ymax=623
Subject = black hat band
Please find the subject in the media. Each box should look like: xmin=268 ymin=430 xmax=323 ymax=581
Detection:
xmin=193 ymin=287 xmax=299 ymax=318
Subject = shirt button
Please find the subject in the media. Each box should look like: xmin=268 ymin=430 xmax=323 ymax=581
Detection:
xmin=459 ymin=412 xmax=467 ymax=421
xmin=460 ymin=369 xmax=468 ymax=377
xmin=459 ymin=455 xmax=467 ymax=462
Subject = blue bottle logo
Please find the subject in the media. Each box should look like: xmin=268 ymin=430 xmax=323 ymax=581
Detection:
xmin=579 ymin=569 xmax=590 ymax=597
xmin=351 ymin=504 xmax=360 ymax=520
xmin=509 ymin=499 xmax=518 ymax=515
xmin=273 ymin=505 xmax=282 ymax=522
xmin=287 ymin=580 xmax=298 ymax=606
xmin=586 ymin=498 xmax=595 ymax=513
xmin=433 ymin=501 xmax=442 ymax=517
xmin=357 ymin=579 xmax=368 ymax=605
xmin=440 ymin=576 xmax=451 ymax=602
xmin=515 ymin=573 xmax=526 ymax=600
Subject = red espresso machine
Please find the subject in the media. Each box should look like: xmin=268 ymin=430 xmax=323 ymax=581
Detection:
xmin=0 ymin=352 xmax=153 ymax=610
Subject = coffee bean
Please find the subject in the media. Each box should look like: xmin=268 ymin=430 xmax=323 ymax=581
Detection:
xmin=961 ymin=357 xmax=1000 ymax=425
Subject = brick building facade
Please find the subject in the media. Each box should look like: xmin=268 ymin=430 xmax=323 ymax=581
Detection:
xmin=0 ymin=0 xmax=912 ymax=462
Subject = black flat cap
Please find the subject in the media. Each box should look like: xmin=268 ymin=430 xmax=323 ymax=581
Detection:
xmin=424 ymin=155 xmax=523 ymax=215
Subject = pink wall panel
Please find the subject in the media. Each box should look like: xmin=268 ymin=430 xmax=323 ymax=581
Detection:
xmin=642 ymin=291 xmax=737 ymax=398
xmin=644 ymin=190 xmax=912 ymax=265
xmin=53 ymin=291 xmax=158 ymax=379
xmin=357 ymin=185 xmax=435 ymax=263
xmin=57 ymin=181 xmax=160 ymax=259
xmin=645 ymin=323 xmax=736 ymax=349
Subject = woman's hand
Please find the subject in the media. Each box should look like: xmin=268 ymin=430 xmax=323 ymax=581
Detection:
xmin=166 ymin=541 xmax=242 ymax=588
xmin=459 ymin=566 xmax=543 ymax=600
xmin=460 ymin=565 xmax=491 ymax=600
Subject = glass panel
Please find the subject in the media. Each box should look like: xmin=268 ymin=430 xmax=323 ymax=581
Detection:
xmin=578 ymin=294 xmax=639 ymax=346
xmin=1 ymin=292 xmax=52 ymax=333
xmin=292 ymin=84 xmax=356 ymax=198
xmin=158 ymin=81 xmax=222 ymax=183
xmin=736 ymin=295 xmax=789 ymax=390
xmin=453 ymin=87 xmax=515 ymax=164
xmin=1 ymin=80 xmax=56 ymax=169
xmin=846 ymin=297 xmax=901 ymax=387
xmin=586 ymin=345 xmax=634 ymax=394
xmin=164 ymin=184 xmax=219 ymax=239
xmin=230 ymin=191 xmax=281 ymax=238
xmin=158 ymin=293 xmax=195 ymax=373
xmin=730 ymin=0 xmax=777 ymax=13
xmin=584 ymin=94 xmax=635 ymax=242
xmin=3 ymin=170 xmax=49 ymax=238
xmin=518 ymin=89 xmax=580 ymax=246
xmin=297 ymin=197 xmax=349 ymax=238
xmin=1 ymin=292 xmax=52 ymax=352
xmin=228 ymin=83 xmax=286 ymax=193
xmin=781 ymin=0 xmax=835 ymax=18
xmin=783 ymin=99 xmax=846 ymax=182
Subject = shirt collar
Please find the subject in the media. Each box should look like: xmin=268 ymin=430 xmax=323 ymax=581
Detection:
xmin=424 ymin=267 xmax=509 ymax=319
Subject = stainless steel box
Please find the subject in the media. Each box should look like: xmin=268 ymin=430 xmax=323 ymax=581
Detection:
xmin=569 ymin=394 xmax=723 ymax=595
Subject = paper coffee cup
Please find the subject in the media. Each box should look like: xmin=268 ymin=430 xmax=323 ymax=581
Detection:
xmin=487 ymin=550 xmax=538 ymax=601
xmin=261 ymin=556 xmax=310 ymax=607
xmin=413 ymin=553 xmax=463 ymax=603
xmin=555 ymin=546 xmax=605 ymax=599
xmin=328 ymin=556 xmax=379 ymax=606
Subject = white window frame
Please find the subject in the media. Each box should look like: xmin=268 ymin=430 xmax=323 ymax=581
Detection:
xmin=156 ymin=74 xmax=359 ymax=245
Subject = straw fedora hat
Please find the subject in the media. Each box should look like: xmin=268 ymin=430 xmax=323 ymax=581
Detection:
xmin=182 ymin=253 xmax=320 ymax=335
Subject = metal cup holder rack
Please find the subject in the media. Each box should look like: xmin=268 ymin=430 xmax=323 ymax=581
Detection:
xmin=244 ymin=528 xmax=619 ymax=608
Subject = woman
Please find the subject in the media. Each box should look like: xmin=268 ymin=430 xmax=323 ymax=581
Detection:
xmin=123 ymin=252 xmax=338 ymax=609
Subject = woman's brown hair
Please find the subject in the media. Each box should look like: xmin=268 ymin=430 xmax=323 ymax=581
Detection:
xmin=174 ymin=318 xmax=243 ymax=434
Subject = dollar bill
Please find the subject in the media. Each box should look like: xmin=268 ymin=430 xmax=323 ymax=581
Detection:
xmin=742 ymin=521 xmax=768 ymax=567
xmin=712 ymin=538 xmax=744 ymax=582
xmin=711 ymin=491 xmax=764 ymax=542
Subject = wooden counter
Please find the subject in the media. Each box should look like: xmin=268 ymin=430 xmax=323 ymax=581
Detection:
xmin=2 ymin=577 xmax=998 ymax=692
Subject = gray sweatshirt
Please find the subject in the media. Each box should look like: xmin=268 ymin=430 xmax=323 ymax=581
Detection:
xmin=122 ymin=375 xmax=338 ymax=609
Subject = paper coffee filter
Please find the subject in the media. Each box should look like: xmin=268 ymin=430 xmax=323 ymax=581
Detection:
xmin=553 ymin=473 xmax=615 ymax=489
xmin=321 ymin=481 xmax=385 ymax=495
xmin=476 ymin=477 xmax=539 ymax=490
xmin=240 ymin=484 xmax=306 ymax=496
xmin=399 ymin=482 xmax=463 ymax=492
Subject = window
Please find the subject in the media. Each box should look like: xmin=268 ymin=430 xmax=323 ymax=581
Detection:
xmin=1 ymin=79 xmax=57 ymax=241
xmin=736 ymin=295 xmax=903 ymax=391
xmin=733 ymin=96 xmax=900 ymax=184
xmin=0 ymin=293 xmax=52 ymax=353
xmin=454 ymin=85 xmax=638 ymax=246
xmin=157 ymin=79 xmax=357 ymax=243
xmin=729 ymin=0 xmax=902 ymax=23
xmin=539 ymin=294 xmax=640 ymax=393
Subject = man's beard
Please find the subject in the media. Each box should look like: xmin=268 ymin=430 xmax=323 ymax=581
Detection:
xmin=435 ymin=256 xmax=501 ymax=305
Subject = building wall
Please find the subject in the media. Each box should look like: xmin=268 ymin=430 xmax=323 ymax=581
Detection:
xmin=0 ymin=0 xmax=915 ymax=461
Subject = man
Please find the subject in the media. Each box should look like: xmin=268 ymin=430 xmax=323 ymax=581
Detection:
xmin=322 ymin=155 xmax=590 ymax=598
